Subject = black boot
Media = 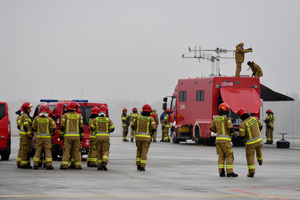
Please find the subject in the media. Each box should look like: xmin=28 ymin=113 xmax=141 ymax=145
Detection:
xmin=227 ymin=172 xmax=238 ymax=177
xmin=21 ymin=165 xmax=32 ymax=169
xmin=247 ymin=173 xmax=254 ymax=177
xmin=59 ymin=165 xmax=68 ymax=170
xmin=219 ymin=169 xmax=225 ymax=177
xmin=87 ymin=161 xmax=90 ymax=167
xmin=33 ymin=166 xmax=38 ymax=170
xmin=46 ymin=166 xmax=54 ymax=170
xmin=137 ymin=165 xmax=141 ymax=171
xmin=140 ymin=167 xmax=145 ymax=171
xmin=68 ymin=165 xmax=75 ymax=169
xmin=102 ymin=162 xmax=107 ymax=171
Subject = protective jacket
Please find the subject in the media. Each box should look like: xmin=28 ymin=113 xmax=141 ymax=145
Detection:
xmin=235 ymin=44 xmax=251 ymax=63
xmin=239 ymin=116 xmax=263 ymax=145
xmin=264 ymin=113 xmax=275 ymax=128
xmin=60 ymin=111 xmax=84 ymax=139
xmin=210 ymin=115 xmax=234 ymax=144
xmin=249 ymin=61 xmax=263 ymax=77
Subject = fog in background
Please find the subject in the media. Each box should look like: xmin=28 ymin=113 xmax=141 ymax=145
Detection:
xmin=1 ymin=0 xmax=300 ymax=139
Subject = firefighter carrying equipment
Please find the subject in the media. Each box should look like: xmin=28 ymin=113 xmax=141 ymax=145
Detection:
xmin=238 ymin=107 xmax=263 ymax=176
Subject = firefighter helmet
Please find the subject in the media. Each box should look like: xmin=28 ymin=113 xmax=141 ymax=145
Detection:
xmin=40 ymin=104 xmax=49 ymax=113
xmin=266 ymin=109 xmax=272 ymax=114
xmin=132 ymin=107 xmax=137 ymax=112
xmin=237 ymin=107 xmax=247 ymax=117
xmin=142 ymin=104 xmax=151 ymax=112
xmin=166 ymin=108 xmax=170 ymax=113
xmin=122 ymin=107 xmax=127 ymax=112
xmin=69 ymin=101 xmax=79 ymax=111
xmin=91 ymin=106 xmax=99 ymax=114
xmin=219 ymin=103 xmax=229 ymax=112
xmin=65 ymin=103 xmax=70 ymax=112
xmin=99 ymin=105 xmax=108 ymax=116
xmin=20 ymin=102 xmax=33 ymax=112
xmin=77 ymin=108 xmax=82 ymax=115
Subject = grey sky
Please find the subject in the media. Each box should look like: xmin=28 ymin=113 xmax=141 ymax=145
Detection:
xmin=1 ymin=0 xmax=299 ymax=104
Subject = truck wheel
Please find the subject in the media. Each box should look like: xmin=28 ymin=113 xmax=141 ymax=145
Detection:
xmin=172 ymin=132 xmax=180 ymax=144
xmin=194 ymin=128 xmax=202 ymax=145
xmin=1 ymin=152 xmax=10 ymax=160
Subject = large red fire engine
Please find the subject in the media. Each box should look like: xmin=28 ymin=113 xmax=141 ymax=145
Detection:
xmin=33 ymin=99 xmax=108 ymax=159
xmin=0 ymin=102 xmax=11 ymax=160
xmin=163 ymin=76 xmax=262 ymax=146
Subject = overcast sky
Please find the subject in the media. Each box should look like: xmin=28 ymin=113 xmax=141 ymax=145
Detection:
xmin=0 ymin=0 xmax=299 ymax=104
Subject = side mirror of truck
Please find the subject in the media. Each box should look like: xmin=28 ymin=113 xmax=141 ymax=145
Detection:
xmin=163 ymin=97 xmax=168 ymax=102
xmin=163 ymin=103 xmax=167 ymax=110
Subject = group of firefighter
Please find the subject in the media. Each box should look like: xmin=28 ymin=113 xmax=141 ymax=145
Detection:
xmin=15 ymin=100 xmax=275 ymax=176
xmin=211 ymin=103 xmax=275 ymax=178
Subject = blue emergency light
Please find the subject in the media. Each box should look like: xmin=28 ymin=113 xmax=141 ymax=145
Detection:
xmin=40 ymin=99 xmax=88 ymax=103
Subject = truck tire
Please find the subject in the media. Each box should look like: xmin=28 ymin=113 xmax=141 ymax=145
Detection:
xmin=172 ymin=132 xmax=180 ymax=144
xmin=1 ymin=151 xmax=10 ymax=160
xmin=194 ymin=126 xmax=202 ymax=145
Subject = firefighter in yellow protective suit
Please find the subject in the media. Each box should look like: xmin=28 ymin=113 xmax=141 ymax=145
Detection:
xmin=32 ymin=104 xmax=56 ymax=170
xmin=237 ymin=107 xmax=263 ymax=177
xmin=18 ymin=102 xmax=33 ymax=169
xmin=210 ymin=103 xmax=238 ymax=177
xmin=247 ymin=61 xmax=263 ymax=78
xmin=150 ymin=109 xmax=159 ymax=142
xmin=59 ymin=101 xmax=84 ymax=170
xmin=15 ymin=109 xmax=23 ymax=168
xmin=162 ymin=108 xmax=171 ymax=142
xmin=90 ymin=105 xmax=115 ymax=171
xmin=121 ymin=108 xmax=130 ymax=142
xmin=160 ymin=110 xmax=167 ymax=142
xmin=132 ymin=104 xmax=156 ymax=171
xmin=129 ymin=107 xmax=139 ymax=142
xmin=235 ymin=42 xmax=252 ymax=77
xmin=87 ymin=106 xmax=99 ymax=167
xmin=264 ymin=109 xmax=275 ymax=144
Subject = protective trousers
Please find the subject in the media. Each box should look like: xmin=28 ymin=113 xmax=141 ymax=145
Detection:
xmin=122 ymin=126 xmax=128 ymax=141
xmin=87 ymin=138 xmax=97 ymax=165
xmin=163 ymin=127 xmax=170 ymax=142
xmin=96 ymin=137 xmax=110 ymax=165
xmin=130 ymin=128 xmax=135 ymax=141
xmin=70 ymin=141 xmax=82 ymax=166
xmin=20 ymin=135 xmax=31 ymax=167
xmin=265 ymin=128 xmax=273 ymax=144
xmin=61 ymin=138 xmax=81 ymax=169
xmin=246 ymin=142 xmax=263 ymax=174
xmin=152 ymin=129 xmax=157 ymax=141
xmin=136 ymin=137 xmax=150 ymax=168
xmin=235 ymin=63 xmax=242 ymax=77
xmin=216 ymin=142 xmax=234 ymax=174
xmin=33 ymin=138 xmax=52 ymax=167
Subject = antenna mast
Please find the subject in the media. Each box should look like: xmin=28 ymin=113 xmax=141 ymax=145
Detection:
xmin=182 ymin=46 xmax=235 ymax=76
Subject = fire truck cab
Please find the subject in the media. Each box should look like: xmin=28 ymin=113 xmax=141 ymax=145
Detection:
xmin=0 ymin=102 xmax=11 ymax=160
xmin=163 ymin=76 xmax=262 ymax=146
xmin=33 ymin=99 xmax=109 ymax=159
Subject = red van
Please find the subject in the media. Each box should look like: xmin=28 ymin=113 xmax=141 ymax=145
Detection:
xmin=0 ymin=102 xmax=11 ymax=160
xmin=33 ymin=99 xmax=109 ymax=159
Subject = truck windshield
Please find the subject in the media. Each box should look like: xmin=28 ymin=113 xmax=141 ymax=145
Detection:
xmin=0 ymin=104 xmax=6 ymax=120
xmin=80 ymin=106 xmax=94 ymax=125
xmin=170 ymin=97 xmax=176 ymax=113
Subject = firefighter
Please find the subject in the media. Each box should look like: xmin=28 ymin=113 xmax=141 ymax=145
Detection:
xmin=132 ymin=104 xmax=156 ymax=171
xmin=235 ymin=42 xmax=252 ymax=77
xmin=160 ymin=110 xmax=167 ymax=142
xmin=59 ymin=101 xmax=84 ymax=170
xmin=150 ymin=109 xmax=159 ymax=142
xmin=15 ymin=109 xmax=23 ymax=168
xmin=129 ymin=107 xmax=139 ymax=142
xmin=264 ymin=109 xmax=275 ymax=144
xmin=87 ymin=106 xmax=99 ymax=167
xmin=90 ymin=105 xmax=115 ymax=171
xmin=210 ymin=103 xmax=238 ymax=177
xmin=121 ymin=107 xmax=130 ymax=142
xmin=162 ymin=108 xmax=171 ymax=142
xmin=247 ymin=61 xmax=263 ymax=78
xmin=32 ymin=104 xmax=56 ymax=170
xmin=237 ymin=107 xmax=263 ymax=177
xmin=18 ymin=102 xmax=33 ymax=169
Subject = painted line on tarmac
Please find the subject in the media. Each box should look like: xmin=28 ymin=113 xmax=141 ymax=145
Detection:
xmin=1 ymin=194 xmax=300 ymax=198
xmin=229 ymin=186 xmax=300 ymax=200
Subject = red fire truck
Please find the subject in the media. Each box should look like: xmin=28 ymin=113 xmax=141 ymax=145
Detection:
xmin=163 ymin=76 xmax=262 ymax=146
xmin=0 ymin=102 xmax=11 ymax=160
xmin=33 ymin=99 xmax=108 ymax=159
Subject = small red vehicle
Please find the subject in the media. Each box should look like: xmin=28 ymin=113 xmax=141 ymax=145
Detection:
xmin=33 ymin=99 xmax=108 ymax=159
xmin=0 ymin=102 xmax=11 ymax=160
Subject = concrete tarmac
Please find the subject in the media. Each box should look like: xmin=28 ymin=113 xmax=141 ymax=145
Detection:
xmin=0 ymin=136 xmax=300 ymax=200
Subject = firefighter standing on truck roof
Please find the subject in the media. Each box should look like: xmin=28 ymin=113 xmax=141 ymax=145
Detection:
xmin=160 ymin=110 xmax=167 ymax=142
xmin=121 ymin=108 xmax=130 ymax=142
xmin=162 ymin=108 xmax=171 ymax=142
xmin=150 ymin=109 xmax=159 ymax=142
xmin=90 ymin=105 xmax=115 ymax=171
xmin=235 ymin=42 xmax=252 ymax=77
xmin=59 ymin=101 xmax=84 ymax=170
xmin=237 ymin=107 xmax=263 ymax=178
xmin=32 ymin=104 xmax=56 ymax=170
xmin=129 ymin=107 xmax=139 ymax=142
xmin=18 ymin=102 xmax=33 ymax=169
xmin=15 ymin=109 xmax=23 ymax=168
xmin=264 ymin=109 xmax=275 ymax=144
xmin=132 ymin=104 xmax=156 ymax=171
xmin=87 ymin=106 xmax=99 ymax=167
xmin=210 ymin=103 xmax=238 ymax=177
xmin=247 ymin=61 xmax=263 ymax=78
